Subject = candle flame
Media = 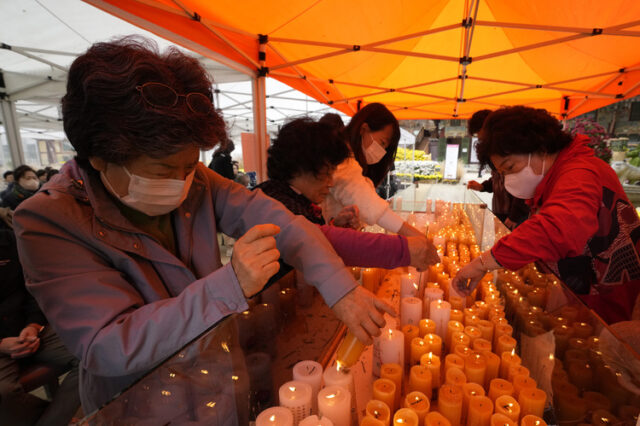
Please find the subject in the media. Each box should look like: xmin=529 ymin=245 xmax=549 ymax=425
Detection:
xmin=397 ymin=420 xmax=404 ymax=424
xmin=169 ymin=372 xmax=175 ymax=378
xmin=232 ymin=375 xmax=239 ymax=381
xmin=289 ymin=386 xmax=296 ymax=392
xmin=419 ymin=340 xmax=424 ymax=346
xmin=221 ymin=342 xmax=230 ymax=352
xmin=429 ymin=352 xmax=433 ymax=361
xmin=414 ymin=283 xmax=419 ymax=290
xmin=270 ymin=415 xmax=276 ymax=422
xmin=206 ymin=401 xmax=216 ymax=408
xmin=161 ymin=390 xmax=171 ymax=396
xmin=388 ymin=329 xmax=393 ymax=337
xmin=200 ymin=369 xmax=209 ymax=375
xmin=534 ymin=422 xmax=541 ymax=426
xmin=510 ymin=348 xmax=516 ymax=356
xmin=336 ymin=360 xmax=343 ymax=371
xmin=326 ymin=393 xmax=336 ymax=399
xmin=242 ymin=311 xmax=250 ymax=316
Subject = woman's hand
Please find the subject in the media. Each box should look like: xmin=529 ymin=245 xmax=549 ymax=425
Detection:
xmin=467 ymin=180 xmax=483 ymax=191
xmin=331 ymin=286 xmax=396 ymax=345
xmin=398 ymin=222 xmax=424 ymax=238
xmin=333 ymin=205 xmax=361 ymax=229
xmin=451 ymin=250 xmax=500 ymax=296
xmin=231 ymin=224 xmax=281 ymax=298
xmin=0 ymin=326 xmax=41 ymax=359
xmin=407 ymin=236 xmax=440 ymax=271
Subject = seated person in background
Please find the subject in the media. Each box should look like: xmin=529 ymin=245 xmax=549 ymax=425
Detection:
xmin=13 ymin=37 xmax=393 ymax=413
xmin=1 ymin=166 xmax=40 ymax=211
xmin=256 ymin=118 xmax=438 ymax=271
xmin=0 ymin=225 xmax=79 ymax=426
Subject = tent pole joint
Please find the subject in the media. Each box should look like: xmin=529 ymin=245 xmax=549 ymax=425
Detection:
xmin=462 ymin=17 xmax=473 ymax=28
xmin=352 ymin=45 xmax=361 ymax=51
xmin=459 ymin=56 xmax=472 ymax=65
xmin=592 ymin=28 xmax=603 ymax=36
xmin=258 ymin=67 xmax=269 ymax=77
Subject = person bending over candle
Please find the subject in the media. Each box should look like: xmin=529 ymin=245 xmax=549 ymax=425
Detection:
xmin=13 ymin=37 xmax=394 ymax=413
xmin=255 ymin=118 xmax=439 ymax=272
xmin=452 ymin=106 xmax=640 ymax=323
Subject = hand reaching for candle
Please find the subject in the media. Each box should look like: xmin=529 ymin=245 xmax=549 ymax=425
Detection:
xmin=451 ymin=250 xmax=500 ymax=296
xmin=331 ymin=286 xmax=395 ymax=345
xmin=231 ymin=224 xmax=281 ymax=298
xmin=407 ymin=235 xmax=440 ymax=271
xmin=467 ymin=180 xmax=483 ymax=191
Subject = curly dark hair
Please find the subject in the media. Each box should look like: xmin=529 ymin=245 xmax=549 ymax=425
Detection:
xmin=62 ymin=36 xmax=226 ymax=168
xmin=476 ymin=106 xmax=573 ymax=166
xmin=267 ymin=118 xmax=350 ymax=182
xmin=13 ymin=165 xmax=37 ymax=181
xmin=467 ymin=109 xmax=492 ymax=136
xmin=345 ymin=103 xmax=400 ymax=186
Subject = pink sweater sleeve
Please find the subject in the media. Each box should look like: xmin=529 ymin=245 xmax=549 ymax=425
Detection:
xmin=319 ymin=225 xmax=410 ymax=268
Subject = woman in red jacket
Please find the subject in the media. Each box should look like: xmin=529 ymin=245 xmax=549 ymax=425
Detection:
xmin=452 ymin=106 xmax=640 ymax=323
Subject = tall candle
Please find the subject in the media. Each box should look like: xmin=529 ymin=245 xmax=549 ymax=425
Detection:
xmin=517 ymin=388 xmax=546 ymax=420
xmin=424 ymin=288 xmax=445 ymax=317
xmin=461 ymin=383 xmax=485 ymax=425
xmin=403 ymin=391 xmax=430 ymax=423
xmin=365 ymin=400 xmax=390 ymax=426
xmin=494 ymin=395 xmax=520 ymax=423
xmin=483 ymin=352 xmax=500 ymax=389
xmin=488 ymin=379 xmax=514 ymax=402
xmin=420 ymin=319 xmax=437 ymax=337
xmin=445 ymin=366 xmax=467 ymax=388
xmin=467 ymin=395 xmax=493 ymax=426
xmin=401 ymin=297 xmax=422 ymax=327
xmin=374 ymin=328 xmax=404 ymax=377
xmin=408 ymin=365 xmax=433 ymax=399
xmin=499 ymin=350 xmax=521 ymax=380
xmin=293 ymin=361 xmax=323 ymax=413
xmin=520 ymin=415 xmax=546 ymax=426
xmin=380 ymin=363 xmax=403 ymax=408
xmin=430 ymin=300 xmax=452 ymax=339
xmin=362 ymin=268 xmax=378 ymax=293
xmin=438 ymin=384 xmax=463 ymax=426
xmin=279 ymin=381 xmax=313 ymax=424
xmin=464 ymin=352 xmax=486 ymax=386
xmin=410 ymin=338 xmax=430 ymax=366
xmin=393 ymin=408 xmax=419 ymax=426
xmin=372 ymin=378 xmax=396 ymax=414
xmin=512 ymin=375 xmax=536 ymax=400
xmin=424 ymin=333 xmax=443 ymax=358
xmin=425 ymin=412 xmax=453 ymax=426
xmin=336 ymin=332 xmax=366 ymax=369
xmin=323 ymin=365 xmax=354 ymax=407
xmin=489 ymin=414 xmax=516 ymax=426
xmin=420 ymin=352 xmax=441 ymax=389
xmin=317 ymin=386 xmax=351 ymax=426
xmin=256 ymin=406 xmax=294 ymax=426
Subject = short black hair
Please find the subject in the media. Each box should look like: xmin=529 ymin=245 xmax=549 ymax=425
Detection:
xmin=318 ymin=113 xmax=345 ymax=131
xmin=36 ymin=169 xmax=47 ymax=178
xmin=3 ymin=171 xmax=13 ymax=179
xmin=468 ymin=109 xmax=492 ymax=135
xmin=267 ymin=118 xmax=350 ymax=182
xmin=13 ymin=165 xmax=36 ymax=181
xmin=477 ymin=106 xmax=573 ymax=166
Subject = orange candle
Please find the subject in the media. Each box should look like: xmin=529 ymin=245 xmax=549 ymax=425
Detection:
xmin=410 ymin=338 xmax=430 ymax=366
xmin=424 ymin=333 xmax=443 ymax=358
xmin=483 ymin=352 xmax=500 ymax=389
xmin=496 ymin=335 xmax=517 ymax=357
xmin=425 ymin=411 xmax=453 ymax=426
xmin=520 ymin=415 xmax=547 ymax=426
xmin=402 ymin=324 xmax=420 ymax=366
xmin=403 ymin=391 xmax=430 ymax=423
xmin=512 ymin=375 xmax=536 ymax=400
xmin=446 ymin=321 xmax=465 ymax=351
xmin=572 ymin=322 xmax=594 ymax=339
xmin=451 ymin=309 xmax=464 ymax=323
xmin=488 ymin=378 xmax=514 ymax=402
xmin=518 ymin=388 xmax=546 ymax=420
xmin=507 ymin=365 xmax=530 ymax=382
xmin=438 ymin=384 xmax=463 ymax=426
xmin=464 ymin=326 xmax=482 ymax=347
xmin=454 ymin=345 xmax=474 ymax=361
xmin=493 ymin=325 xmax=513 ymax=349
xmin=475 ymin=320 xmax=494 ymax=344
xmin=450 ymin=296 xmax=466 ymax=311
xmin=380 ymin=363 xmax=403 ymax=408
xmin=366 ymin=399 xmax=391 ymax=426
xmin=489 ymin=414 xmax=516 ymax=426
xmin=467 ymin=396 xmax=493 ymax=426
xmin=462 ymin=383 xmax=485 ymax=424
xmin=393 ymin=408 xmax=419 ymax=426
xmin=500 ymin=350 xmax=521 ymax=379
xmin=494 ymin=395 xmax=520 ymax=422
xmin=428 ymin=263 xmax=445 ymax=282
xmin=465 ymin=314 xmax=480 ymax=328
xmin=464 ymin=352 xmax=487 ymax=386
xmin=408 ymin=365 xmax=432 ymax=399
xmin=444 ymin=353 xmax=466 ymax=376
xmin=420 ymin=319 xmax=437 ymax=337
xmin=372 ymin=378 xmax=396 ymax=414
xmin=472 ymin=338 xmax=492 ymax=354
xmin=445 ymin=366 xmax=467 ymax=388
xmin=420 ymin=352 xmax=441 ymax=389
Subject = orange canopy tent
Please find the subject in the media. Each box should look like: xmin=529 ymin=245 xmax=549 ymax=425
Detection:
xmin=85 ymin=0 xmax=640 ymax=121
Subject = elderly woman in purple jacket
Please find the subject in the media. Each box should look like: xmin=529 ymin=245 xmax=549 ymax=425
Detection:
xmin=12 ymin=37 xmax=393 ymax=413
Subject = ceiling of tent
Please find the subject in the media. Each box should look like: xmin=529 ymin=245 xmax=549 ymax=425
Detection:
xmin=85 ymin=0 xmax=640 ymax=119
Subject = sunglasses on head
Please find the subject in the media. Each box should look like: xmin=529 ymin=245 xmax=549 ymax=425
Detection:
xmin=136 ymin=82 xmax=213 ymax=115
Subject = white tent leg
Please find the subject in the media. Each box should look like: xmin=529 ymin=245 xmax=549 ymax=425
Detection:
xmin=1 ymin=99 xmax=25 ymax=168
xmin=252 ymin=75 xmax=267 ymax=183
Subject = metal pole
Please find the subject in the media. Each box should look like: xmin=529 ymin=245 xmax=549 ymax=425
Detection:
xmin=0 ymin=99 xmax=25 ymax=168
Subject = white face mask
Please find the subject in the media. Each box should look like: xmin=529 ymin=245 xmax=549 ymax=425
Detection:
xmin=363 ymin=134 xmax=387 ymax=165
xmin=504 ymin=154 xmax=545 ymax=199
xmin=21 ymin=179 xmax=40 ymax=191
xmin=100 ymin=166 xmax=194 ymax=216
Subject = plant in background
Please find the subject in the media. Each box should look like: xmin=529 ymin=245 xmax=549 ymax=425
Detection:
xmin=569 ymin=117 xmax=612 ymax=163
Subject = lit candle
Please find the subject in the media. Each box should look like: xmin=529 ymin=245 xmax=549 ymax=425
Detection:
xmin=400 ymin=297 xmax=422 ymax=326
xmin=293 ymin=361 xmax=323 ymax=413
xmin=428 ymin=263 xmax=445 ymax=283
xmin=566 ymin=361 xmax=593 ymax=391
xmin=464 ymin=352 xmax=486 ymax=386
xmin=430 ymin=300 xmax=452 ymax=339
xmin=445 ymin=366 xmax=467 ymax=388
xmin=467 ymin=395 xmax=493 ymax=426
xmin=350 ymin=267 xmax=361 ymax=280
xmin=492 ymin=325 xmax=513 ymax=350
xmin=444 ymin=353 xmax=465 ymax=376
xmin=402 ymin=325 xmax=420 ymax=366
xmin=335 ymin=332 xmax=365 ymax=369
xmin=380 ymin=363 xmax=403 ymax=409
xmin=374 ymin=328 xmax=404 ymax=377
xmin=461 ymin=383 xmax=485 ymax=425
xmin=450 ymin=309 xmax=464 ymax=323
xmin=362 ymin=268 xmax=379 ymax=293
xmin=279 ymin=381 xmax=313 ymax=424
xmin=483 ymin=352 xmax=500 ymax=389
xmin=488 ymin=378 xmax=514 ymax=402
xmin=449 ymin=296 xmax=466 ymax=311
xmin=403 ymin=391 xmax=430 ymax=423
xmin=372 ymin=378 xmax=396 ymax=414
xmin=299 ymin=415 xmax=334 ymax=426
xmin=420 ymin=352 xmax=441 ymax=389
xmin=256 ymin=406 xmax=294 ymax=426
xmin=438 ymin=384 xmax=463 ymax=426
xmin=489 ymin=413 xmax=516 ymax=426
xmin=472 ymin=338 xmax=492 ymax=354
xmin=393 ymin=408 xmax=419 ymax=426
xmin=451 ymin=331 xmax=471 ymax=352
xmin=425 ymin=412 xmax=452 ymax=426
xmin=512 ymin=375 xmax=536 ymax=400
xmin=572 ymin=322 xmax=594 ymax=339
xmin=494 ymin=395 xmax=520 ymax=422
xmin=463 ymin=326 xmax=482 ymax=348
xmin=365 ymin=400 xmax=390 ymax=426
xmin=361 ymin=416 xmax=385 ymax=426
xmin=323 ymin=365 xmax=354 ymax=405
xmin=317 ymin=386 xmax=351 ymax=426
xmin=454 ymin=345 xmax=473 ymax=361
xmin=408 ymin=364 xmax=433 ymax=399
xmin=517 ymin=388 xmax=546 ymax=420
xmin=410 ymin=338 xmax=430 ymax=366
xmin=495 ymin=335 xmax=517 ymax=358
xmin=499 ymin=350 xmax=521 ymax=380
xmin=423 ymin=333 xmax=443 ymax=358
xmin=520 ymin=415 xmax=546 ymax=426
xmin=446 ymin=320 xmax=465 ymax=351
xmin=476 ymin=320 xmax=494 ymax=343
xmin=419 ymin=319 xmax=437 ymax=337
xmin=507 ymin=365 xmax=529 ymax=383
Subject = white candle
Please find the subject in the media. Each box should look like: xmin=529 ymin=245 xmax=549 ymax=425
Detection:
xmin=374 ymin=328 xmax=405 ymax=377
xmin=322 ymin=365 xmax=354 ymax=400
xmin=256 ymin=406 xmax=294 ymax=426
xmin=401 ymin=273 xmax=420 ymax=299
xmin=293 ymin=361 xmax=323 ymax=413
xmin=400 ymin=297 xmax=422 ymax=327
xmin=423 ymin=287 xmax=444 ymax=317
xmin=299 ymin=415 xmax=334 ymax=426
xmin=317 ymin=386 xmax=351 ymax=426
xmin=429 ymin=299 xmax=451 ymax=339
xmin=279 ymin=381 xmax=313 ymax=424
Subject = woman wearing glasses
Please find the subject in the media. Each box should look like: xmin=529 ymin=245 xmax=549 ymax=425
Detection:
xmin=12 ymin=37 xmax=393 ymax=413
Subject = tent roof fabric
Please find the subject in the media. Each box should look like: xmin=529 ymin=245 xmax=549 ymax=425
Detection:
xmin=87 ymin=0 xmax=640 ymax=119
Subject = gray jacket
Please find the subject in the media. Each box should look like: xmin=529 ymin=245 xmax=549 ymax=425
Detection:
xmin=13 ymin=160 xmax=356 ymax=413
